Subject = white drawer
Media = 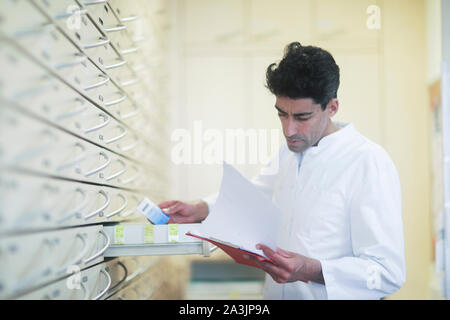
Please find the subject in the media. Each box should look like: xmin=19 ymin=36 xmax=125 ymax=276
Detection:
xmin=0 ymin=172 xmax=145 ymax=232
xmin=0 ymin=224 xmax=107 ymax=298
xmin=1 ymin=106 xmax=149 ymax=188
xmin=13 ymin=23 xmax=84 ymax=73
xmin=5 ymin=75 xmax=142 ymax=161
xmin=33 ymin=0 xmax=81 ymax=21
xmin=0 ymin=0 xmax=48 ymax=37
xmin=17 ymin=261 xmax=112 ymax=300
xmin=0 ymin=43 xmax=49 ymax=100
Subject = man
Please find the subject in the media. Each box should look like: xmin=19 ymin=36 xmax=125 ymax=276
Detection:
xmin=159 ymin=42 xmax=406 ymax=299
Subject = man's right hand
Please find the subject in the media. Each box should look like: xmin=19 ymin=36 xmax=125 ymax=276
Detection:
xmin=157 ymin=200 xmax=209 ymax=224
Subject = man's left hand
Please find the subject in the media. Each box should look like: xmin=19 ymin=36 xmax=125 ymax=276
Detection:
xmin=246 ymin=244 xmax=324 ymax=285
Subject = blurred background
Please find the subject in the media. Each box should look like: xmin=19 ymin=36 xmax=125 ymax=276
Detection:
xmin=0 ymin=0 xmax=448 ymax=300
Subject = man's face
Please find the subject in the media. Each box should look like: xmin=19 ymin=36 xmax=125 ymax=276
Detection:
xmin=275 ymin=96 xmax=337 ymax=153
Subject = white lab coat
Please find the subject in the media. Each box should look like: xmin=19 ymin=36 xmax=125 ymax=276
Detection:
xmin=204 ymin=122 xmax=406 ymax=300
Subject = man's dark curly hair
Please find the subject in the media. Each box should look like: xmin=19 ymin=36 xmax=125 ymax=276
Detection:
xmin=266 ymin=42 xmax=340 ymax=111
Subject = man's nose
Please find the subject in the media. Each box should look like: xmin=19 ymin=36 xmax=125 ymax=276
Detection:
xmin=284 ymin=118 xmax=297 ymax=137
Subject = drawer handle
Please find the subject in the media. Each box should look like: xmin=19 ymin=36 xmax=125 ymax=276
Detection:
xmin=92 ymin=269 xmax=112 ymax=300
xmin=104 ymin=126 xmax=127 ymax=144
xmin=56 ymin=233 xmax=89 ymax=274
xmin=104 ymin=59 xmax=127 ymax=70
xmin=118 ymin=165 xmax=140 ymax=185
xmin=119 ymin=46 xmax=139 ymax=55
xmin=118 ymin=135 xmax=140 ymax=152
xmin=54 ymin=8 xmax=87 ymax=20
xmin=56 ymin=188 xmax=88 ymax=223
xmin=84 ymin=229 xmax=111 ymax=264
xmin=104 ymin=92 xmax=127 ymax=107
xmin=84 ymin=74 xmax=110 ymax=91
xmin=81 ymin=151 xmax=111 ymax=177
xmin=83 ymin=0 xmax=108 ymax=5
xmin=119 ymin=194 xmax=139 ymax=218
xmin=106 ymin=193 xmax=128 ymax=219
xmin=104 ymin=24 xmax=127 ymax=33
xmin=55 ymin=98 xmax=87 ymax=121
xmin=126 ymin=257 xmax=142 ymax=282
xmin=120 ymin=15 xmax=138 ymax=23
xmin=55 ymin=53 xmax=87 ymax=69
xmin=83 ymin=190 xmax=110 ymax=220
xmin=105 ymin=159 xmax=126 ymax=181
xmin=109 ymin=261 xmax=128 ymax=292
xmin=83 ymin=37 xmax=110 ymax=49
xmin=119 ymin=103 xmax=141 ymax=119
xmin=57 ymin=142 xmax=87 ymax=171
xmin=84 ymin=113 xmax=110 ymax=134
xmin=119 ymin=77 xmax=140 ymax=87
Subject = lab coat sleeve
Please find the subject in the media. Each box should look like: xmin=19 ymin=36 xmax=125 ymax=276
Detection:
xmin=319 ymin=149 xmax=406 ymax=299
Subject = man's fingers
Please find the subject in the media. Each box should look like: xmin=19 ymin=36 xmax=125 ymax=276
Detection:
xmin=161 ymin=203 xmax=182 ymax=215
xmin=257 ymin=244 xmax=295 ymax=273
xmin=158 ymin=200 xmax=179 ymax=209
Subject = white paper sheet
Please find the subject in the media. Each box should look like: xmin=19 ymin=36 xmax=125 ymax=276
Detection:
xmin=197 ymin=162 xmax=282 ymax=257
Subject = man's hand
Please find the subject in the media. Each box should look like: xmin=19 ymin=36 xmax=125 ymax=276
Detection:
xmin=157 ymin=200 xmax=209 ymax=224
xmin=247 ymin=244 xmax=325 ymax=285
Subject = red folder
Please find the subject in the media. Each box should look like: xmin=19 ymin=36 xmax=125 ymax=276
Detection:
xmin=186 ymin=232 xmax=273 ymax=269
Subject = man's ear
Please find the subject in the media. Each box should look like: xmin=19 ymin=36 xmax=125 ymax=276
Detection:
xmin=326 ymin=99 xmax=339 ymax=117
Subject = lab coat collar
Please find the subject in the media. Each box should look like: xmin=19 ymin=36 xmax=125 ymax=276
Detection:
xmin=297 ymin=122 xmax=356 ymax=159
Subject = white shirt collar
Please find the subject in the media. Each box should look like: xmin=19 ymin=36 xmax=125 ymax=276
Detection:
xmin=293 ymin=122 xmax=356 ymax=161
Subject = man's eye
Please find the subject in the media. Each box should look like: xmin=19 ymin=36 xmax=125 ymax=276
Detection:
xmin=295 ymin=117 xmax=310 ymax=121
xmin=278 ymin=113 xmax=287 ymax=117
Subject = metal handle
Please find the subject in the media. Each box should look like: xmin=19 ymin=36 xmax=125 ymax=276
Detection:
xmin=83 ymin=190 xmax=110 ymax=220
xmin=118 ymin=135 xmax=140 ymax=152
xmin=104 ymin=24 xmax=127 ymax=33
xmin=84 ymin=0 xmax=108 ymax=5
xmin=104 ymin=92 xmax=127 ymax=107
xmin=125 ymin=257 xmax=142 ymax=282
xmin=120 ymin=15 xmax=138 ymax=22
xmin=92 ymin=269 xmax=112 ymax=300
xmin=54 ymin=8 xmax=87 ymax=20
xmin=57 ymin=142 xmax=86 ymax=171
xmin=80 ymin=151 xmax=111 ymax=177
xmin=56 ymin=98 xmax=87 ymax=121
xmin=119 ymin=195 xmax=139 ymax=218
xmin=120 ymin=103 xmax=141 ymax=119
xmin=104 ymin=59 xmax=127 ymax=70
xmin=109 ymin=261 xmax=128 ymax=292
xmin=119 ymin=77 xmax=140 ymax=87
xmin=84 ymin=74 xmax=110 ymax=91
xmin=120 ymin=47 xmax=139 ymax=55
xmin=210 ymin=245 xmax=219 ymax=253
xmin=56 ymin=233 xmax=89 ymax=274
xmin=83 ymin=37 xmax=110 ymax=49
xmin=84 ymin=113 xmax=110 ymax=134
xmin=104 ymin=126 xmax=127 ymax=144
xmin=84 ymin=229 xmax=111 ymax=264
xmin=106 ymin=193 xmax=128 ymax=219
xmin=118 ymin=165 xmax=140 ymax=185
xmin=105 ymin=159 xmax=126 ymax=181
xmin=56 ymin=188 xmax=89 ymax=223
xmin=55 ymin=53 xmax=87 ymax=69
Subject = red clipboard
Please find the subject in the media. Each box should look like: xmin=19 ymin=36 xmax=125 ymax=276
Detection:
xmin=186 ymin=232 xmax=273 ymax=269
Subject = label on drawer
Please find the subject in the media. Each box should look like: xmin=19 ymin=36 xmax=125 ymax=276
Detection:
xmin=115 ymin=225 xmax=124 ymax=244
xmin=168 ymin=224 xmax=179 ymax=242
xmin=144 ymin=225 xmax=154 ymax=243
